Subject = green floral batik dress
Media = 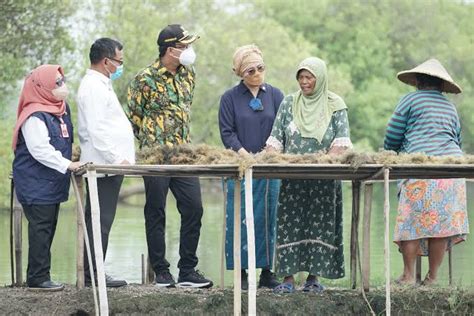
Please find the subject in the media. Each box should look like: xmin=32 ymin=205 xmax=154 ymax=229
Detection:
xmin=266 ymin=94 xmax=352 ymax=279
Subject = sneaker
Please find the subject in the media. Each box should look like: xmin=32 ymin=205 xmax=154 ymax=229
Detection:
xmin=155 ymin=271 xmax=176 ymax=288
xmin=241 ymin=270 xmax=248 ymax=290
xmin=177 ymin=270 xmax=213 ymax=288
xmin=259 ymin=270 xmax=280 ymax=289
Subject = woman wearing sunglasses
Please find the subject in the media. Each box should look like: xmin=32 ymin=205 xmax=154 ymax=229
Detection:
xmin=218 ymin=44 xmax=284 ymax=290
xmin=12 ymin=64 xmax=82 ymax=291
xmin=266 ymin=57 xmax=352 ymax=293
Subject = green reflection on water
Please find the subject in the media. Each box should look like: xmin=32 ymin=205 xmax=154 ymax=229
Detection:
xmin=1 ymin=179 xmax=473 ymax=288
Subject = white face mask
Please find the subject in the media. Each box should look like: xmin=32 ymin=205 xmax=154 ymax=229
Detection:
xmin=52 ymin=84 xmax=69 ymax=101
xmin=178 ymin=46 xmax=196 ymax=66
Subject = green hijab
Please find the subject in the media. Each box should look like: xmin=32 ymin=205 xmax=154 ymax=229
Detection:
xmin=292 ymin=57 xmax=347 ymax=142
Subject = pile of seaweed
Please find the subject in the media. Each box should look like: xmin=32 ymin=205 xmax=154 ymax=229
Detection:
xmin=137 ymin=144 xmax=474 ymax=173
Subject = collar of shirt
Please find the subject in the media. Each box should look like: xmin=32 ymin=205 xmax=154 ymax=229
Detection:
xmin=237 ymin=80 xmax=267 ymax=95
xmin=86 ymin=68 xmax=111 ymax=85
xmin=151 ymin=58 xmax=189 ymax=79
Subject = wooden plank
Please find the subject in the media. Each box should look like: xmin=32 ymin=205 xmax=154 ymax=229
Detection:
xmin=220 ymin=178 xmax=227 ymax=289
xmin=244 ymin=169 xmax=256 ymax=316
xmin=71 ymin=175 xmax=99 ymax=316
xmin=9 ymin=178 xmax=14 ymax=286
xmin=74 ymin=176 xmax=85 ymax=289
xmin=362 ymin=183 xmax=373 ymax=291
xmin=86 ymin=170 xmax=109 ymax=315
xmin=350 ymin=181 xmax=361 ymax=289
xmin=233 ymin=180 xmax=241 ymax=316
xmin=87 ymin=163 xmax=474 ymax=181
xmin=383 ymin=168 xmax=391 ymax=316
xmin=13 ymin=187 xmax=22 ymax=286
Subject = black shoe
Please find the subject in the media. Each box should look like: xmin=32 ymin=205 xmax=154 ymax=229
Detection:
xmin=28 ymin=280 xmax=64 ymax=291
xmin=259 ymin=270 xmax=280 ymax=289
xmin=85 ymin=274 xmax=127 ymax=288
xmin=177 ymin=270 xmax=213 ymax=288
xmin=241 ymin=270 xmax=248 ymax=291
xmin=155 ymin=271 xmax=176 ymax=288
xmin=105 ymin=275 xmax=127 ymax=287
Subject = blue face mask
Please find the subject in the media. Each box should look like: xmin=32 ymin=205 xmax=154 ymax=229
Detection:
xmin=110 ymin=65 xmax=123 ymax=81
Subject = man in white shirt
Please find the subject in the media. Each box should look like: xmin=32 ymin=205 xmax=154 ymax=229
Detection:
xmin=77 ymin=38 xmax=135 ymax=287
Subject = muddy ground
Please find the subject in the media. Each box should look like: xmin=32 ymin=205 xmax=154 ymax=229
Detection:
xmin=0 ymin=284 xmax=473 ymax=315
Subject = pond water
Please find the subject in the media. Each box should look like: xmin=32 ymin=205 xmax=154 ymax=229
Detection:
xmin=1 ymin=179 xmax=473 ymax=288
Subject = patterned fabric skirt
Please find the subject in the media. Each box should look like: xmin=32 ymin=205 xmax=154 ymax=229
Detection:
xmin=394 ymin=179 xmax=469 ymax=256
xmin=274 ymin=179 xmax=345 ymax=279
xmin=225 ymin=178 xmax=280 ymax=270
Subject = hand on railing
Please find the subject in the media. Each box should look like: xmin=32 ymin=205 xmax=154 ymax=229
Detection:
xmin=69 ymin=162 xmax=92 ymax=175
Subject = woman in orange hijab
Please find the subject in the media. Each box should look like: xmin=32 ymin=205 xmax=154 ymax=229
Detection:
xmin=12 ymin=64 xmax=82 ymax=291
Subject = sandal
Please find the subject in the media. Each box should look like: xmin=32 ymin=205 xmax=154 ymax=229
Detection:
xmin=302 ymin=280 xmax=325 ymax=293
xmin=272 ymin=282 xmax=295 ymax=294
xmin=421 ymin=274 xmax=438 ymax=287
xmin=393 ymin=277 xmax=416 ymax=286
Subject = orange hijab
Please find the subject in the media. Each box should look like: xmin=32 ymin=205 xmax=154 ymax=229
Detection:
xmin=12 ymin=64 xmax=66 ymax=151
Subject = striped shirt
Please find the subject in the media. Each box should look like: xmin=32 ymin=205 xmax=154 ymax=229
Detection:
xmin=384 ymin=90 xmax=462 ymax=156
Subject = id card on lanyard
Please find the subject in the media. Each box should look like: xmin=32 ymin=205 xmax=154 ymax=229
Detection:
xmin=59 ymin=117 xmax=69 ymax=138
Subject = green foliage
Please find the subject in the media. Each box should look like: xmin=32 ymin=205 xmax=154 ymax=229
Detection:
xmin=1 ymin=0 xmax=473 ymax=208
xmin=104 ymin=0 xmax=315 ymax=146
xmin=0 ymin=0 xmax=76 ymax=117
xmin=0 ymin=120 xmax=13 ymax=209
xmin=256 ymin=0 xmax=474 ymax=152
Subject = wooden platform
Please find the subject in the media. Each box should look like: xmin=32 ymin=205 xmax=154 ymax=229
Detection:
xmin=11 ymin=163 xmax=474 ymax=316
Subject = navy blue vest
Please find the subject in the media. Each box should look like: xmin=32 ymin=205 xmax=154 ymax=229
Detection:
xmin=13 ymin=106 xmax=73 ymax=205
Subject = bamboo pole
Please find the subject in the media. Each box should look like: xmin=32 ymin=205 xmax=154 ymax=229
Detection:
xmin=383 ymin=168 xmax=391 ymax=316
xmin=13 ymin=187 xmax=23 ymax=286
xmin=233 ymin=179 xmax=241 ymax=316
xmin=416 ymin=257 xmax=421 ymax=283
xmin=448 ymin=249 xmax=452 ymax=286
xmin=74 ymin=175 xmax=85 ymax=289
xmin=147 ymin=256 xmax=154 ymax=283
xmin=86 ymin=170 xmax=109 ymax=315
xmin=10 ymin=178 xmax=15 ymax=286
xmin=71 ymin=175 xmax=99 ymax=316
xmin=244 ymin=168 xmax=256 ymax=316
xmin=221 ymin=178 xmax=227 ymax=289
xmin=141 ymin=254 xmax=145 ymax=285
xmin=362 ymin=183 xmax=373 ymax=291
xmin=350 ymin=180 xmax=361 ymax=289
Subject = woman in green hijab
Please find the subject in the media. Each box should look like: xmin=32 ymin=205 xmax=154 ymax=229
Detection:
xmin=266 ymin=57 xmax=352 ymax=293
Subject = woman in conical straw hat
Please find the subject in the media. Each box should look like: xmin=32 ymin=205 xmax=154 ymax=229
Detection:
xmin=384 ymin=58 xmax=469 ymax=286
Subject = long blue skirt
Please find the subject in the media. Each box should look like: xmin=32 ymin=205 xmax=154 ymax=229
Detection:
xmin=224 ymin=178 xmax=280 ymax=270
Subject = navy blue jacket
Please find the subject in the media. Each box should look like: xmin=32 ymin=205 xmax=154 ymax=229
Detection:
xmin=219 ymin=81 xmax=284 ymax=153
xmin=13 ymin=106 xmax=73 ymax=205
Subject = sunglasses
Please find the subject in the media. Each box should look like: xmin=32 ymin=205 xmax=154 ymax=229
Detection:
xmin=244 ymin=64 xmax=265 ymax=77
xmin=55 ymin=76 xmax=67 ymax=87
xmin=108 ymin=57 xmax=124 ymax=66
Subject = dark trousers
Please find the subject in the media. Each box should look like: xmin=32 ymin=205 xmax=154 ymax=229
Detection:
xmin=22 ymin=203 xmax=60 ymax=286
xmin=143 ymin=176 xmax=203 ymax=275
xmin=83 ymin=175 xmax=123 ymax=280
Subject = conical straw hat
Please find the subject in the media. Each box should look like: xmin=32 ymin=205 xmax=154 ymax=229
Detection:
xmin=397 ymin=58 xmax=462 ymax=94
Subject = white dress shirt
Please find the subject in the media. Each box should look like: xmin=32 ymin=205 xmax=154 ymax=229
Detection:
xmin=77 ymin=69 xmax=135 ymax=165
xmin=21 ymin=116 xmax=71 ymax=174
